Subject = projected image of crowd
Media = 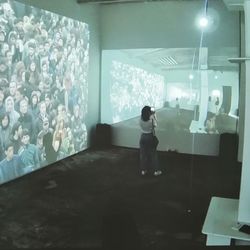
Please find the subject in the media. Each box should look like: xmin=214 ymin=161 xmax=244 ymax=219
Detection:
xmin=110 ymin=60 xmax=165 ymax=123
xmin=0 ymin=1 xmax=89 ymax=184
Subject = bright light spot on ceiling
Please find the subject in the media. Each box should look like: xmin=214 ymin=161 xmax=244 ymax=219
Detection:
xmin=189 ymin=74 xmax=194 ymax=80
xmin=199 ymin=16 xmax=209 ymax=28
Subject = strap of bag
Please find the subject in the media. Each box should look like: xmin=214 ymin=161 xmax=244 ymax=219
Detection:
xmin=152 ymin=118 xmax=155 ymax=136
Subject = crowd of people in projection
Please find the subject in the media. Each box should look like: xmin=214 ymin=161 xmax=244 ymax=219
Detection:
xmin=110 ymin=61 xmax=165 ymax=123
xmin=0 ymin=2 xmax=89 ymax=184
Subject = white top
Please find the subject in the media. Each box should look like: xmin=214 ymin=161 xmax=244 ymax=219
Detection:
xmin=139 ymin=115 xmax=157 ymax=134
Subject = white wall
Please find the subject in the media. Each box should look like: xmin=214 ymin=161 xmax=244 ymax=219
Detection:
xmin=100 ymin=0 xmax=239 ymax=49
xmin=17 ymin=0 xmax=101 ymax=147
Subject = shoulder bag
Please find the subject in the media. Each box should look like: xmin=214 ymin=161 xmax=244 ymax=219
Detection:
xmin=152 ymin=119 xmax=159 ymax=148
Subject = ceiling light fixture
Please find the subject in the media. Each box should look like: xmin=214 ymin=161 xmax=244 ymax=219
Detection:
xmin=199 ymin=16 xmax=208 ymax=28
xmin=189 ymin=74 xmax=194 ymax=80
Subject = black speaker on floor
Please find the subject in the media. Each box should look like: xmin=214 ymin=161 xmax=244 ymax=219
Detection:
xmin=219 ymin=133 xmax=238 ymax=164
xmin=95 ymin=123 xmax=112 ymax=148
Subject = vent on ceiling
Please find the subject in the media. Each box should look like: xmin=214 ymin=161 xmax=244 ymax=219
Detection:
xmin=159 ymin=56 xmax=178 ymax=66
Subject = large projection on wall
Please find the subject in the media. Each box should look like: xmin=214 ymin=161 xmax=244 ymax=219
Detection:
xmin=101 ymin=48 xmax=239 ymax=135
xmin=0 ymin=0 xmax=89 ymax=185
xmin=101 ymin=50 xmax=165 ymax=124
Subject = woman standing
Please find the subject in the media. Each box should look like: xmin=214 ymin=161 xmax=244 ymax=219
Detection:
xmin=139 ymin=106 xmax=162 ymax=176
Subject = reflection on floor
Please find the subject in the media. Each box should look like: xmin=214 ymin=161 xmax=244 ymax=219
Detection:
xmin=0 ymin=146 xmax=241 ymax=249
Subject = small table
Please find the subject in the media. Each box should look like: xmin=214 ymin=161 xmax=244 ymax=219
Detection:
xmin=202 ymin=196 xmax=250 ymax=245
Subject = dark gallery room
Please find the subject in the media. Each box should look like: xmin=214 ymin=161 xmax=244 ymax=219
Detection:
xmin=0 ymin=0 xmax=249 ymax=249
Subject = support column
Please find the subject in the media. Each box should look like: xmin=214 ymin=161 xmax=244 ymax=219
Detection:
xmin=238 ymin=0 xmax=250 ymax=224
xmin=198 ymin=70 xmax=209 ymax=128
xmin=198 ymin=47 xmax=209 ymax=129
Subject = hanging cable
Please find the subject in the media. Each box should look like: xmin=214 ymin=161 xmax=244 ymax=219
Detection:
xmin=187 ymin=0 xmax=209 ymax=214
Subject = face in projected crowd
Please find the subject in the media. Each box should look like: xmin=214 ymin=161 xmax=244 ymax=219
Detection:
xmin=41 ymin=29 xmax=47 ymax=39
xmin=0 ymin=62 xmax=7 ymax=72
xmin=28 ymin=46 xmax=35 ymax=57
xmin=30 ymin=61 xmax=36 ymax=72
xmin=52 ymin=47 xmax=58 ymax=60
xmin=2 ymin=115 xmax=9 ymax=128
xmin=2 ymin=43 xmax=9 ymax=54
xmin=15 ymin=20 xmax=23 ymax=32
xmin=32 ymin=94 xmax=38 ymax=105
xmin=39 ymin=102 xmax=47 ymax=115
xmin=6 ymin=98 xmax=14 ymax=112
xmin=3 ymin=3 xmax=13 ymax=18
xmin=55 ymin=76 xmax=61 ymax=88
xmin=19 ymin=99 xmax=28 ymax=115
xmin=23 ymin=15 xmax=29 ymax=23
xmin=22 ymin=134 xmax=29 ymax=145
xmin=5 ymin=145 xmax=14 ymax=161
xmin=17 ymin=124 xmax=23 ymax=137
xmin=38 ymin=44 xmax=45 ymax=57
xmin=15 ymin=88 xmax=22 ymax=102
xmin=44 ymin=95 xmax=51 ymax=107
xmin=9 ymin=81 xmax=17 ymax=96
xmin=9 ymin=34 xmax=16 ymax=45
xmin=57 ymin=105 xmax=64 ymax=117
xmin=44 ymin=41 xmax=50 ymax=53
xmin=58 ymin=38 xmax=64 ymax=47
xmin=0 ymin=89 xmax=4 ymax=103
xmin=6 ymin=51 xmax=12 ymax=62
xmin=55 ymin=32 xmax=61 ymax=42
xmin=38 ymin=81 xmax=44 ymax=92
xmin=42 ymin=62 xmax=48 ymax=72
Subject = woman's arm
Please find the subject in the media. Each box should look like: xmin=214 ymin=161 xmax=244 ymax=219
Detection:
xmin=151 ymin=114 xmax=157 ymax=127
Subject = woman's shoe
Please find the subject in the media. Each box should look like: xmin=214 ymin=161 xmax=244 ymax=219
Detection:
xmin=154 ymin=170 xmax=162 ymax=176
xmin=141 ymin=170 xmax=147 ymax=176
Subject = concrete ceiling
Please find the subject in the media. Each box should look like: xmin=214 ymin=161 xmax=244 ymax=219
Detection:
xmin=77 ymin=0 xmax=240 ymax=71
xmin=77 ymin=0 xmax=197 ymax=4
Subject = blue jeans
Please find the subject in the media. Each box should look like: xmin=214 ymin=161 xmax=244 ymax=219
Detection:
xmin=139 ymin=133 xmax=159 ymax=172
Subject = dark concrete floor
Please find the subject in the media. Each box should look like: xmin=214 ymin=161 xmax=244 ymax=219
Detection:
xmin=0 ymin=146 xmax=241 ymax=249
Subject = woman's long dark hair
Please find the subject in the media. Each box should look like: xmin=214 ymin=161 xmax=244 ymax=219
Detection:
xmin=0 ymin=112 xmax=10 ymax=129
xmin=141 ymin=106 xmax=151 ymax=121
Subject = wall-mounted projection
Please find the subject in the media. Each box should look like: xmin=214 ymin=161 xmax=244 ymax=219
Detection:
xmin=0 ymin=0 xmax=90 ymax=185
xmin=101 ymin=50 xmax=165 ymax=124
